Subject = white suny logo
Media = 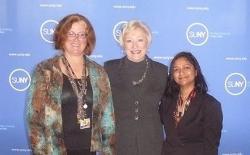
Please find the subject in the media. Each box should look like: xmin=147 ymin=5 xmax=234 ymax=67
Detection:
xmin=112 ymin=21 xmax=128 ymax=43
xmin=186 ymin=22 xmax=209 ymax=46
xmin=40 ymin=19 xmax=58 ymax=43
xmin=224 ymin=72 xmax=247 ymax=96
xmin=9 ymin=69 xmax=31 ymax=91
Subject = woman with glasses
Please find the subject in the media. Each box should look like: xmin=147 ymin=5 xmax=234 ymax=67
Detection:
xmin=26 ymin=13 xmax=115 ymax=155
xmin=160 ymin=51 xmax=223 ymax=155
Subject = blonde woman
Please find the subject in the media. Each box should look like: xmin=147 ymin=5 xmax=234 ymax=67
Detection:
xmin=105 ymin=20 xmax=168 ymax=155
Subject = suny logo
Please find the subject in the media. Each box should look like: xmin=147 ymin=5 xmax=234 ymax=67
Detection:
xmin=113 ymin=21 xmax=128 ymax=43
xmin=224 ymin=73 xmax=247 ymax=96
xmin=40 ymin=19 xmax=58 ymax=43
xmin=186 ymin=22 xmax=209 ymax=46
xmin=9 ymin=69 xmax=31 ymax=91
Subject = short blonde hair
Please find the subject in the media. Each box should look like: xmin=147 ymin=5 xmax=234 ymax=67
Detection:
xmin=119 ymin=20 xmax=152 ymax=47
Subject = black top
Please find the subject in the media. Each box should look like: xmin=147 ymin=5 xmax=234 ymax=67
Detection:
xmin=61 ymin=74 xmax=93 ymax=150
xmin=104 ymin=56 xmax=168 ymax=155
xmin=124 ymin=57 xmax=147 ymax=84
xmin=159 ymin=93 xmax=223 ymax=155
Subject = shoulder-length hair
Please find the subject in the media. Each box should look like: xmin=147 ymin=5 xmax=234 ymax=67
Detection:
xmin=53 ymin=13 xmax=96 ymax=55
xmin=166 ymin=51 xmax=208 ymax=96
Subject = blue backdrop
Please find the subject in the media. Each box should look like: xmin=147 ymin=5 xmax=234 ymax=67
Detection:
xmin=0 ymin=0 xmax=249 ymax=154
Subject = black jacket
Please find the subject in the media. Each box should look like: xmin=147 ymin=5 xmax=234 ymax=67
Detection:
xmin=105 ymin=57 xmax=168 ymax=155
xmin=159 ymin=93 xmax=223 ymax=155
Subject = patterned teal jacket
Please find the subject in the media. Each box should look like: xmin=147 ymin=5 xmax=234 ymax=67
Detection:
xmin=26 ymin=55 xmax=115 ymax=155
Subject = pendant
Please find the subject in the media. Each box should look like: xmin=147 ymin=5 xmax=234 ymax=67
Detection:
xmin=83 ymin=103 xmax=88 ymax=109
xmin=132 ymin=81 xmax=137 ymax=86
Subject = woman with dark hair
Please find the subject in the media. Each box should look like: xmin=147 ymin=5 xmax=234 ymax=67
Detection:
xmin=160 ymin=51 xmax=223 ymax=155
xmin=26 ymin=13 xmax=115 ymax=155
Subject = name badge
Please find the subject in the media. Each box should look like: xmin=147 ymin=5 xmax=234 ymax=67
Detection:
xmin=79 ymin=118 xmax=90 ymax=129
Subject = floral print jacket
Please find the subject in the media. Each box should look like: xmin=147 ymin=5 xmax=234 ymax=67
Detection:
xmin=26 ymin=55 xmax=115 ymax=155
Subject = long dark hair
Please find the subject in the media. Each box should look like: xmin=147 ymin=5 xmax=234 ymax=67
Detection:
xmin=166 ymin=51 xmax=208 ymax=97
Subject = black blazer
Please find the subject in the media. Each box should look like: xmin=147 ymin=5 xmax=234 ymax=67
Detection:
xmin=159 ymin=93 xmax=223 ymax=155
xmin=104 ymin=56 xmax=168 ymax=155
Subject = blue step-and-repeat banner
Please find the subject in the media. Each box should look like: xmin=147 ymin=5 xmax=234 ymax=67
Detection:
xmin=0 ymin=0 xmax=249 ymax=154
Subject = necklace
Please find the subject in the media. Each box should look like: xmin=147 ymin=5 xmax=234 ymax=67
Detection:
xmin=173 ymin=89 xmax=196 ymax=127
xmin=62 ymin=56 xmax=89 ymax=129
xmin=132 ymin=58 xmax=149 ymax=86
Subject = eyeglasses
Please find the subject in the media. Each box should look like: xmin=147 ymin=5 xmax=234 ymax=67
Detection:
xmin=67 ymin=31 xmax=88 ymax=40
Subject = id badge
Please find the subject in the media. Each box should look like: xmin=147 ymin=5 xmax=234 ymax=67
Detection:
xmin=79 ymin=118 xmax=90 ymax=129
